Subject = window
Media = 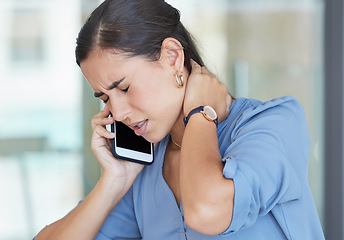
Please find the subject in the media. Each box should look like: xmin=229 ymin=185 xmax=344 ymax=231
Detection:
xmin=10 ymin=9 xmax=45 ymax=64
xmin=0 ymin=0 xmax=83 ymax=238
xmin=170 ymin=0 xmax=324 ymax=225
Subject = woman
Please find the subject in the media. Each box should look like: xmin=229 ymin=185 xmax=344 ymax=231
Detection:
xmin=35 ymin=0 xmax=324 ymax=239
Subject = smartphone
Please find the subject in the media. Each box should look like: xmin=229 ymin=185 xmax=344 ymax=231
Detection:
xmin=111 ymin=120 xmax=154 ymax=165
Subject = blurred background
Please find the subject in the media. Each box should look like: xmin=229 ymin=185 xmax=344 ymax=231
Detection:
xmin=0 ymin=0 xmax=342 ymax=239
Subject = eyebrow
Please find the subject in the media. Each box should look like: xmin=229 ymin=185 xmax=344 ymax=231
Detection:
xmin=94 ymin=78 xmax=125 ymax=98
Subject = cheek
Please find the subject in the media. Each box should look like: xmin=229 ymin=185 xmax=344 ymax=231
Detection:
xmin=130 ymin=68 xmax=183 ymax=119
xmin=134 ymin=76 xmax=172 ymax=107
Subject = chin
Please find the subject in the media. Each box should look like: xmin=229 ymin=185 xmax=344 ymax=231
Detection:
xmin=143 ymin=132 xmax=168 ymax=145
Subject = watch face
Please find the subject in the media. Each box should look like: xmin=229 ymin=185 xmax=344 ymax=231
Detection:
xmin=203 ymin=106 xmax=217 ymax=120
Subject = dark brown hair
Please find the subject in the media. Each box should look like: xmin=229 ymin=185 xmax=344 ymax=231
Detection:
xmin=75 ymin=0 xmax=204 ymax=73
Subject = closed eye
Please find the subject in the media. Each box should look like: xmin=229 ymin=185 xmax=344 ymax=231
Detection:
xmin=121 ymin=86 xmax=129 ymax=93
xmin=102 ymin=86 xmax=127 ymax=104
xmin=103 ymin=97 xmax=109 ymax=103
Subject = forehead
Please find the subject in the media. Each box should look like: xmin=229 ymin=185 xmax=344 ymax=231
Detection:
xmin=80 ymin=49 xmax=163 ymax=90
xmin=79 ymin=50 xmax=124 ymax=90
xmin=81 ymin=50 xmax=130 ymax=78
xmin=81 ymin=49 xmax=126 ymax=69
xmin=81 ymin=49 xmax=159 ymax=74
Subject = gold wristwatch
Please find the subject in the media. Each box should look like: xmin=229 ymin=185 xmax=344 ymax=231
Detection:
xmin=183 ymin=106 xmax=218 ymax=127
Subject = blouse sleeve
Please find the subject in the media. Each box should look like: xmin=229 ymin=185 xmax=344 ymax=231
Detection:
xmin=94 ymin=186 xmax=142 ymax=239
xmin=220 ymin=97 xmax=310 ymax=235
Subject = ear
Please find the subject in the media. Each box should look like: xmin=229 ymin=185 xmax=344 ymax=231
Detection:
xmin=160 ymin=37 xmax=184 ymax=71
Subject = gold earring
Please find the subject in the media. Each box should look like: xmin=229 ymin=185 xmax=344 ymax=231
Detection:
xmin=175 ymin=72 xmax=184 ymax=88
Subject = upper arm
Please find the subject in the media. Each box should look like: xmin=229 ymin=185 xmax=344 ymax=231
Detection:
xmin=221 ymin=97 xmax=310 ymax=234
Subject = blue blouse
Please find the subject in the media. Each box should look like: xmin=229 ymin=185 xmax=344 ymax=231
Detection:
xmin=93 ymin=96 xmax=324 ymax=239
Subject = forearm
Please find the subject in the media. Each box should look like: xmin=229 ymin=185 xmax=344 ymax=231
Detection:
xmin=180 ymin=114 xmax=234 ymax=235
xmin=35 ymin=175 xmax=127 ymax=240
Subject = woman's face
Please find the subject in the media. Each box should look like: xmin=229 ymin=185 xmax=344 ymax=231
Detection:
xmin=80 ymin=49 xmax=185 ymax=143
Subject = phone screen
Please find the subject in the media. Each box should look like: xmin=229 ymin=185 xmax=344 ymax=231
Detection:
xmin=115 ymin=121 xmax=152 ymax=154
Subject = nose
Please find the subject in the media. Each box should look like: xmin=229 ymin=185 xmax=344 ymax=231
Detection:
xmin=109 ymin=96 xmax=130 ymax=122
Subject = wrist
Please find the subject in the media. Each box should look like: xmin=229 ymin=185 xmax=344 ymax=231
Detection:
xmin=98 ymin=173 xmax=130 ymax=205
xmin=183 ymin=105 xmax=218 ymax=127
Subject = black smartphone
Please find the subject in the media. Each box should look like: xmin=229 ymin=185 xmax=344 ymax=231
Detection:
xmin=111 ymin=121 xmax=154 ymax=165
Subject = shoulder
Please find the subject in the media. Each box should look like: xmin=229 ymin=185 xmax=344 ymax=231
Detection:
xmin=218 ymin=96 xmax=309 ymax=152
xmin=220 ymin=96 xmax=305 ymax=129
xmin=240 ymin=96 xmax=306 ymax=127
xmin=236 ymin=95 xmax=308 ymax=144
xmin=236 ymin=96 xmax=304 ymax=119
xmin=247 ymin=95 xmax=304 ymax=117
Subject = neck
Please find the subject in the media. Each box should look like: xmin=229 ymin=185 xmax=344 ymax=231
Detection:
xmin=169 ymin=67 xmax=189 ymax=148
xmin=169 ymin=110 xmax=185 ymax=149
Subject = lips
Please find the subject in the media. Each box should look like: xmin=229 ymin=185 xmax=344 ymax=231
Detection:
xmin=130 ymin=119 xmax=148 ymax=136
xmin=136 ymin=120 xmax=146 ymax=128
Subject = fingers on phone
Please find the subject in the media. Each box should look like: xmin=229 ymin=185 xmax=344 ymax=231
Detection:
xmin=93 ymin=105 xmax=111 ymax=120
xmin=94 ymin=125 xmax=116 ymax=139
xmin=101 ymin=116 xmax=115 ymax=126
xmin=92 ymin=114 xmax=114 ymax=129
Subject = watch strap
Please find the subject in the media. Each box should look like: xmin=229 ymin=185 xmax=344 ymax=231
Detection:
xmin=183 ymin=106 xmax=203 ymax=127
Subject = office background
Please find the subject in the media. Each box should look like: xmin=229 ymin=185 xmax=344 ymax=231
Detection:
xmin=0 ymin=0 xmax=342 ymax=239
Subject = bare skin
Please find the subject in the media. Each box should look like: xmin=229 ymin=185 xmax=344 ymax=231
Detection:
xmin=35 ymin=38 xmax=234 ymax=239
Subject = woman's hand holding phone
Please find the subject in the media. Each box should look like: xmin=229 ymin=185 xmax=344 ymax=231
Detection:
xmin=91 ymin=105 xmax=144 ymax=191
